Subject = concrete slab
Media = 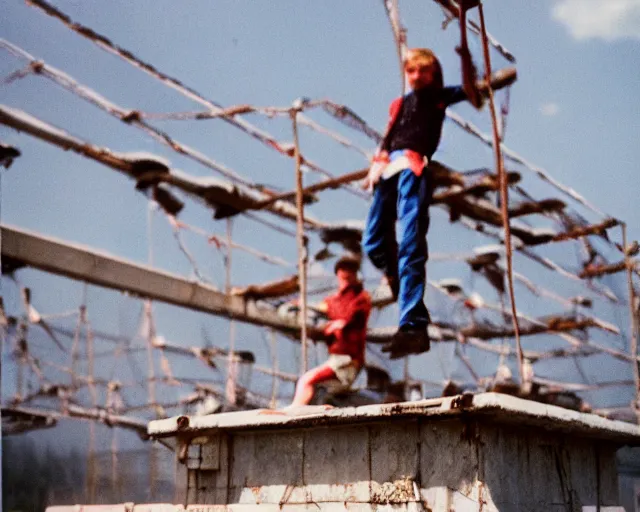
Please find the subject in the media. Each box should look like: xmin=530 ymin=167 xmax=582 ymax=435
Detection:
xmin=148 ymin=393 xmax=640 ymax=446
xmin=142 ymin=393 xmax=640 ymax=510
xmin=303 ymin=425 xmax=370 ymax=503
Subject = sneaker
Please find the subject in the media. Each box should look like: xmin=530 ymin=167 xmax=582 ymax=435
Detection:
xmin=381 ymin=327 xmax=430 ymax=359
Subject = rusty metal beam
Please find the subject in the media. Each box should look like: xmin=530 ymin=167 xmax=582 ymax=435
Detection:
xmin=579 ymin=261 xmax=628 ymax=279
xmin=0 ymin=104 xmax=325 ymax=229
xmin=2 ymin=404 xmax=147 ymax=436
xmin=3 ymin=225 xmax=627 ymax=356
xmin=245 ymin=168 xmax=369 ymax=213
xmin=551 ymin=218 xmax=619 ymax=243
xmin=0 ymin=224 xmax=318 ymax=336
xmin=223 ymin=160 xmax=465 ymax=218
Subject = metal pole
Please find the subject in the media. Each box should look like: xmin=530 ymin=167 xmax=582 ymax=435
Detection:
xmin=224 ymin=217 xmax=238 ymax=405
xmin=225 ymin=320 xmax=237 ymax=406
xmin=622 ymin=224 xmax=640 ymax=414
xmin=225 ymin=218 xmax=233 ymax=294
xmin=383 ymin=0 xmax=407 ymax=93
xmin=477 ymin=3 xmax=524 ymax=383
xmin=111 ymin=428 xmax=119 ymax=499
xmin=269 ymin=329 xmax=279 ymax=409
xmin=291 ymin=106 xmax=308 ymax=373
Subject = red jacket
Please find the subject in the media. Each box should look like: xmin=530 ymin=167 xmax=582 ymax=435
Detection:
xmin=324 ymin=283 xmax=371 ymax=366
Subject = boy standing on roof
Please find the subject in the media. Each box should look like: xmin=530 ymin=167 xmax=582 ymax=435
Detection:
xmin=362 ymin=0 xmax=483 ymax=359
xmin=287 ymin=255 xmax=371 ymax=407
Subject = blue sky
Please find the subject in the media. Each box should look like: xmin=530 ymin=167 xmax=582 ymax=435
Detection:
xmin=2 ymin=1 xmax=638 ymax=240
xmin=1 ymin=0 xmax=639 ymax=429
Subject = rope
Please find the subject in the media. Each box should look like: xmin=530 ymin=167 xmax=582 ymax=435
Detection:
xmin=138 ymin=105 xmax=372 ymax=159
xmin=17 ymin=5 xmax=368 ymax=199
xmin=382 ymin=0 xmax=408 ymax=92
xmin=445 ymin=110 xmax=607 ymax=218
xmin=0 ymin=0 xmax=632 ymax=428
xmin=477 ymin=2 xmax=523 ymax=382
xmin=431 ymin=0 xmax=516 ymax=63
xmin=623 ymin=223 xmax=640 ymax=413
xmin=165 ymin=214 xmax=295 ymax=268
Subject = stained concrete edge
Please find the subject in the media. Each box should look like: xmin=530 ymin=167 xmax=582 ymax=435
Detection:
xmin=147 ymin=392 xmax=640 ymax=444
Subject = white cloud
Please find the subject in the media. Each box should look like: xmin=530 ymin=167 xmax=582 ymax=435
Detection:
xmin=552 ymin=0 xmax=640 ymax=41
xmin=541 ymin=103 xmax=559 ymax=117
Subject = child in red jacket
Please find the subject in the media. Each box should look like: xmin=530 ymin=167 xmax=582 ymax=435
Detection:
xmin=288 ymin=256 xmax=371 ymax=407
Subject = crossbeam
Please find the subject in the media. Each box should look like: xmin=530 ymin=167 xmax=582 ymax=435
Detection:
xmin=0 ymin=104 xmax=325 ymax=228
xmin=580 ymin=260 xmax=628 ymax=279
xmin=2 ymin=225 xmax=624 ymax=353
xmin=0 ymin=224 xmax=315 ymax=336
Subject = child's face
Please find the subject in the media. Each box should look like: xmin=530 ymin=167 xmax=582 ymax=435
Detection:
xmin=405 ymin=60 xmax=437 ymax=91
xmin=336 ymin=268 xmax=358 ymax=289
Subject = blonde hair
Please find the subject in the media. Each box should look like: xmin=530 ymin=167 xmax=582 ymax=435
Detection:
xmin=403 ymin=48 xmax=444 ymax=88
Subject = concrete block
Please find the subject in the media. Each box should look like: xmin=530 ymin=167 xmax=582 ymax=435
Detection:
xmin=217 ymin=434 xmax=230 ymax=491
xmin=550 ymin=440 xmax=581 ymax=511
xmin=420 ymin=486 xmax=448 ymax=512
xmin=226 ymin=503 xmax=280 ymax=512
xmin=185 ymin=506 xmax=227 ymax=512
xmin=597 ymin=444 xmax=622 ymax=506
xmin=516 ymin=432 xmax=564 ymax=511
xmin=353 ymin=503 xmax=423 ymax=511
xmin=188 ymin=444 xmax=201 ymax=461
xmin=303 ymin=425 xmax=371 ymax=503
xmin=187 ymin=458 xmax=202 ymax=470
xmin=451 ymin=490 xmax=482 ymax=511
xmin=171 ymin=395 xmax=631 ymax=510
xmin=421 ymin=485 xmax=483 ymax=512
xmin=46 ymin=507 xmax=130 ymax=512
xmin=186 ymin=489 xmax=198 ymax=507
xmin=133 ymin=506 xmax=184 ymax=512
xmin=198 ymin=486 xmax=228 ymax=506
xmin=479 ymin=424 xmax=521 ymax=508
xmin=370 ymin=420 xmax=419 ymax=503
xmin=195 ymin=435 xmax=229 ymax=500
xmin=230 ymin=431 xmax=303 ymax=490
xmin=174 ymin=456 xmax=189 ymax=505
xmin=281 ymin=504 xmax=350 ymax=511
xmin=345 ymin=504 xmax=378 ymax=511
xmin=419 ymin=419 xmax=478 ymax=500
xmin=197 ymin=471 xmax=217 ymax=493
xmin=481 ymin=426 xmax=598 ymax=511
xmin=233 ymin=484 xmax=307 ymax=506
xmin=188 ymin=506 xmax=278 ymax=512
xmin=201 ymin=436 xmax=221 ymax=471
xmin=370 ymin=478 xmax=418 ymax=505
xmin=187 ymin=470 xmax=198 ymax=504
xmin=568 ymin=438 xmax=598 ymax=507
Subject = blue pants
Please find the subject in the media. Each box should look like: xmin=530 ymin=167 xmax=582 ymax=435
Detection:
xmin=363 ymin=164 xmax=432 ymax=329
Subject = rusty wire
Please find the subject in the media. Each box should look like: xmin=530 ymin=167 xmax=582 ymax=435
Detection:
xmin=0 ymin=0 xmax=636 ymax=437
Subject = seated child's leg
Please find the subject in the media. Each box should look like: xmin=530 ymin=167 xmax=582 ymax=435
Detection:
xmin=290 ymin=363 xmax=338 ymax=407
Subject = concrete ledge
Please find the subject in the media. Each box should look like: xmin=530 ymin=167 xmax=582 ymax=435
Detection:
xmin=148 ymin=392 xmax=640 ymax=444
xmin=46 ymin=504 xmax=627 ymax=512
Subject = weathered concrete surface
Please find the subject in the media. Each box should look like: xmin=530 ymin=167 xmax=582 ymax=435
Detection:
xmin=370 ymin=421 xmax=419 ymax=504
xmin=148 ymin=393 xmax=640 ymax=444
xmin=144 ymin=394 xmax=640 ymax=510
xmin=46 ymin=504 xmax=627 ymax=511
xmin=50 ymin=394 xmax=635 ymax=510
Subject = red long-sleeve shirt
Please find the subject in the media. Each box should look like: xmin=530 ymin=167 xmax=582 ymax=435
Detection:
xmin=324 ymin=283 xmax=371 ymax=366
